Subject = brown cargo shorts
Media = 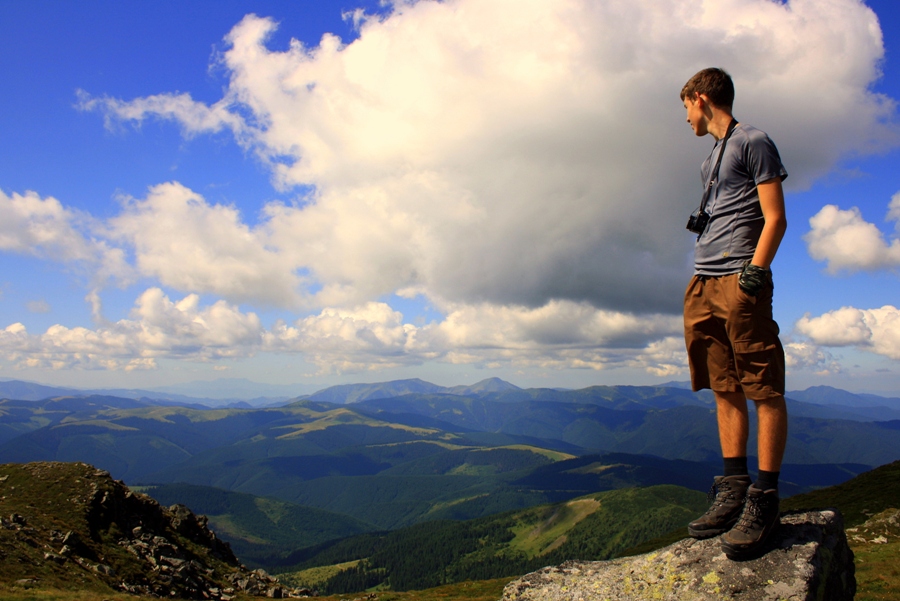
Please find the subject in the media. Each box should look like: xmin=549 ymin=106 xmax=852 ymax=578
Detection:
xmin=683 ymin=273 xmax=785 ymax=400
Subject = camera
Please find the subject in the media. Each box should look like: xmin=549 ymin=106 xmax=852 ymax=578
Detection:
xmin=686 ymin=207 xmax=710 ymax=235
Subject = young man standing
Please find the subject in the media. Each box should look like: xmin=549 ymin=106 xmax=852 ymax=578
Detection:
xmin=680 ymin=68 xmax=788 ymax=559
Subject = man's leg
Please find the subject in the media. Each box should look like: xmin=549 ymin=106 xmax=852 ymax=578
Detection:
xmin=755 ymin=394 xmax=787 ymax=473
xmin=715 ymin=391 xmax=749 ymax=458
xmin=722 ymin=394 xmax=786 ymax=558
xmin=687 ymin=390 xmax=752 ymax=539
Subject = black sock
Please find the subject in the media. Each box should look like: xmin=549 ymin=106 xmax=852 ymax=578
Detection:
xmin=755 ymin=470 xmax=779 ymax=491
xmin=723 ymin=456 xmax=748 ymax=477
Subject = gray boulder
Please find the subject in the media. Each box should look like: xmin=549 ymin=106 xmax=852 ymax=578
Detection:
xmin=501 ymin=509 xmax=854 ymax=601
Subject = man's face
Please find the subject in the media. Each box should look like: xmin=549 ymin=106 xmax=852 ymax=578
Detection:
xmin=684 ymin=94 xmax=708 ymax=137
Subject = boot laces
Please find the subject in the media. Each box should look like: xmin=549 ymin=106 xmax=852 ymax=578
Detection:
xmin=735 ymin=494 xmax=771 ymax=532
xmin=707 ymin=481 xmax=736 ymax=506
xmin=705 ymin=483 xmax=718 ymax=504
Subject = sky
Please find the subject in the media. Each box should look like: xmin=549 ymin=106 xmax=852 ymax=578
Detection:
xmin=1 ymin=0 xmax=900 ymax=395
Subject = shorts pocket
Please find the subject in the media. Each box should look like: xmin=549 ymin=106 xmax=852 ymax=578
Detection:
xmin=732 ymin=339 xmax=778 ymax=383
xmin=734 ymin=281 xmax=758 ymax=306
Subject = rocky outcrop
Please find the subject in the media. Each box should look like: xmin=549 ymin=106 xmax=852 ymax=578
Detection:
xmin=0 ymin=461 xmax=296 ymax=599
xmin=501 ymin=509 xmax=855 ymax=601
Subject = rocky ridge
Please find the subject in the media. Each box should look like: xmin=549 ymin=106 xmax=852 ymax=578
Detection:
xmin=0 ymin=461 xmax=299 ymax=598
xmin=501 ymin=509 xmax=855 ymax=601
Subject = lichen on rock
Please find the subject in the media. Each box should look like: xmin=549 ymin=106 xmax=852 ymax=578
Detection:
xmin=501 ymin=509 xmax=855 ymax=601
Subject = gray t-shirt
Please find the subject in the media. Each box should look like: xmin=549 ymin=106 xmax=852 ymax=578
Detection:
xmin=694 ymin=123 xmax=787 ymax=275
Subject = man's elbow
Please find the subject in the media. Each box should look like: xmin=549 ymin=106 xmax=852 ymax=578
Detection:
xmin=774 ymin=215 xmax=788 ymax=238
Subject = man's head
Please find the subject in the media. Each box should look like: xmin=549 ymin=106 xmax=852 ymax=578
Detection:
xmin=680 ymin=68 xmax=735 ymax=109
xmin=681 ymin=68 xmax=734 ymax=137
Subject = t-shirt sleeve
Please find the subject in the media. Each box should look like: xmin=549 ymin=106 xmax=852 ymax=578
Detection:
xmin=745 ymin=131 xmax=788 ymax=185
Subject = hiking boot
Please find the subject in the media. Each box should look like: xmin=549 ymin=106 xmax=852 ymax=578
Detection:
xmin=687 ymin=474 xmax=751 ymax=539
xmin=721 ymin=486 xmax=780 ymax=559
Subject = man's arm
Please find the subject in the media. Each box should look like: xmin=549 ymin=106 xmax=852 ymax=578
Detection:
xmin=751 ymin=178 xmax=787 ymax=269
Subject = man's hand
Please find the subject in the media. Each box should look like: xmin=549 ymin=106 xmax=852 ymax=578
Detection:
xmin=739 ymin=262 xmax=770 ymax=297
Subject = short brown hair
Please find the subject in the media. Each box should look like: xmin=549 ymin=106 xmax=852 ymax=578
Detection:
xmin=680 ymin=68 xmax=735 ymax=109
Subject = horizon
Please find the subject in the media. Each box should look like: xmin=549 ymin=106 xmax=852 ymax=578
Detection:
xmin=2 ymin=0 xmax=900 ymax=394
xmin=1 ymin=373 xmax=898 ymax=402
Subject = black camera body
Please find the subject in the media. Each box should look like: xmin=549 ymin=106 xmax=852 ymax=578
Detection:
xmin=686 ymin=207 xmax=710 ymax=235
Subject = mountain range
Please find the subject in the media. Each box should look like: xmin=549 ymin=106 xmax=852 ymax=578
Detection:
xmin=4 ymin=376 xmax=900 ymax=415
xmin=1 ymin=375 xmax=899 ymax=598
xmin=1 ymin=380 xmax=897 ymax=535
xmin=3 ymin=457 xmax=896 ymax=599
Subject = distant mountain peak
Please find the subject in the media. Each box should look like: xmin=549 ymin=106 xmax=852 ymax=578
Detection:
xmin=308 ymin=378 xmax=447 ymax=404
xmin=787 ymin=386 xmax=900 ymax=410
xmin=448 ymin=378 xmax=521 ymax=394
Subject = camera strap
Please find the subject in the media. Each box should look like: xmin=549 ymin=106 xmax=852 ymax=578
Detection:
xmin=698 ymin=118 xmax=738 ymax=214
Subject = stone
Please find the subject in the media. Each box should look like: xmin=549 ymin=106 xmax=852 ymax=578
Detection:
xmin=43 ymin=552 xmax=67 ymax=564
xmin=501 ymin=509 xmax=855 ymax=601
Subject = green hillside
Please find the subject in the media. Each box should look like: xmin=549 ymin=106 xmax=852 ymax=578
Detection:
xmin=138 ymin=483 xmax=377 ymax=567
xmin=780 ymin=459 xmax=900 ymax=527
xmin=0 ymin=462 xmax=259 ymax=598
xmin=1 ymin=390 xmax=897 ymax=552
xmin=4 ymin=392 xmax=899 ymax=486
xmin=145 ymin=443 xmax=568 ymax=529
xmin=274 ymin=484 xmax=707 ymax=594
xmin=358 ymin=396 xmax=900 ymax=465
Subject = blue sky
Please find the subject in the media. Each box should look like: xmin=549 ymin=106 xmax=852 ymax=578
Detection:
xmin=1 ymin=0 xmax=899 ymax=395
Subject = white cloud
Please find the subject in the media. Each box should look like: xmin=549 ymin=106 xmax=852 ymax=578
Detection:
xmin=629 ymin=336 xmax=690 ymax=377
xmin=79 ymin=0 xmax=894 ymax=314
xmin=795 ymin=305 xmax=900 ymax=360
xmin=6 ymin=1 xmax=896 ymax=378
xmin=0 ymin=288 xmax=264 ymax=371
xmin=261 ymin=298 xmax=686 ymax=375
xmin=888 ymin=191 xmax=900 ymax=223
xmin=0 ymin=291 xmax=684 ymax=376
xmin=783 ymin=340 xmax=839 ymax=375
xmin=0 ymin=189 xmax=131 ymax=284
xmin=805 ymin=200 xmax=900 ymax=272
xmin=265 ymin=302 xmax=425 ymax=374
xmin=108 ymin=182 xmax=304 ymax=307
xmin=76 ymin=90 xmax=245 ymax=139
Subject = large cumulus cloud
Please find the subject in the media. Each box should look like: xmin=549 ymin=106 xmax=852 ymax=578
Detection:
xmin=3 ymin=0 xmax=896 ymax=375
xmin=81 ymin=0 xmax=891 ymax=313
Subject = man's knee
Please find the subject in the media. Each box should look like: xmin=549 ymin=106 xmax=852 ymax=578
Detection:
xmin=752 ymin=394 xmax=787 ymax=413
xmin=714 ymin=390 xmax=747 ymax=408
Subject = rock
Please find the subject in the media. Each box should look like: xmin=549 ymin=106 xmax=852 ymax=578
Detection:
xmin=501 ymin=509 xmax=855 ymax=601
xmin=43 ymin=552 xmax=67 ymax=564
xmin=846 ymin=507 xmax=899 ymax=544
xmin=0 ymin=461 xmax=261 ymax=598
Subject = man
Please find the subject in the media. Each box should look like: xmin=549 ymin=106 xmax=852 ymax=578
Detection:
xmin=679 ymin=68 xmax=788 ymax=559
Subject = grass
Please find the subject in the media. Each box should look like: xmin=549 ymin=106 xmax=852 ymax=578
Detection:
xmin=780 ymin=461 xmax=900 ymax=527
xmin=280 ymin=559 xmax=362 ymax=589
xmin=508 ymin=497 xmax=601 ymax=557
xmin=847 ymin=508 xmax=900 ymax=601
xmin=0 ymin=588 xmax=138 ymax=601
xmin=0 ymin=578 xmax=515 ymax=601
xmin=853 ymin=540 xmax=900 ymax=601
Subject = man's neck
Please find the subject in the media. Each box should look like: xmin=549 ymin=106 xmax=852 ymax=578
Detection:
xmin=708 ymin=111 xmax=735 ymax=140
